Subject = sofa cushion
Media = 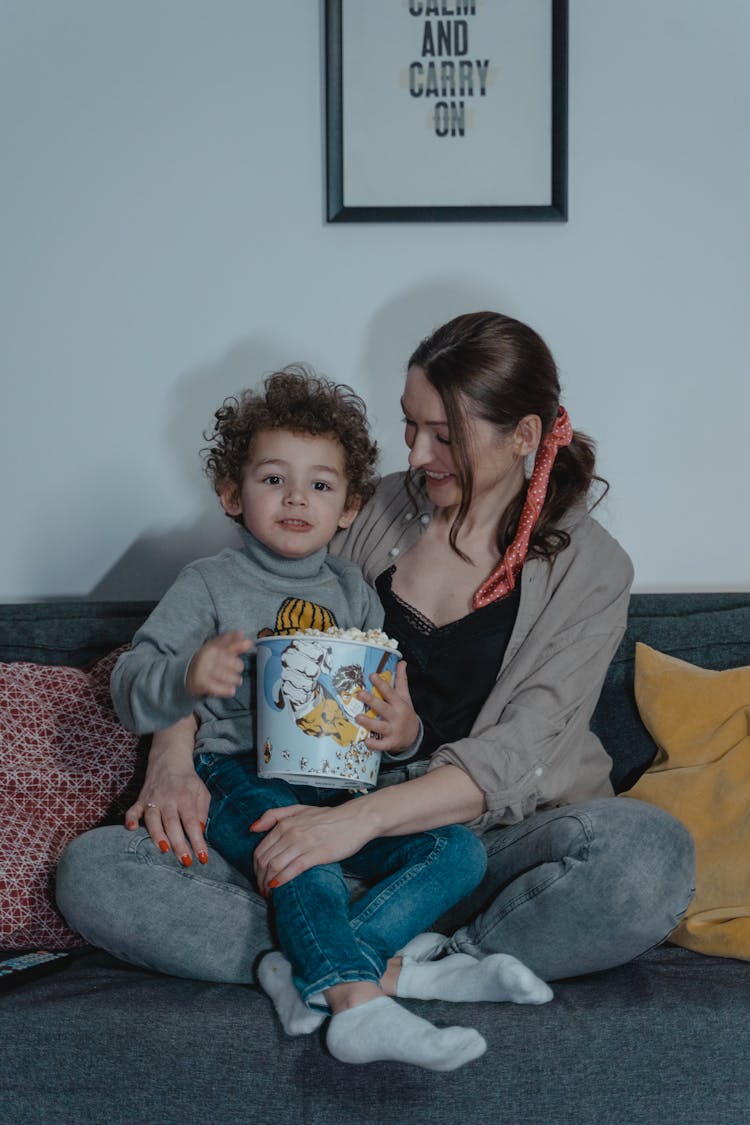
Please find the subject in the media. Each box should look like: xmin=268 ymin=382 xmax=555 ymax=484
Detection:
xmin=592 ymin=592 xmax=750 ymax=792
xmin=2 ymin=944 xmax=750 ymax=1124
xmin=625 ymin=642 xmax=750 ymax=959
xmin=0 ymin=600 xmax=154 ymax=667
xmin=0 ymin=647 xmax=146 ymax=950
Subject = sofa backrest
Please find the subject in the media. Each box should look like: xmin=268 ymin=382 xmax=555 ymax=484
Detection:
xmin=0 ymin=601 xmax=155 ymax=666
xmin=2 ymin=593 xmax=749 ymax=797
xmin=592 ymin=592 xmax=750 ymax=792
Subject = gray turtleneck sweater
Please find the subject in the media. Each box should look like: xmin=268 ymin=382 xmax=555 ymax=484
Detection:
xmin=110 ymin=526 xmax=384 ymax=758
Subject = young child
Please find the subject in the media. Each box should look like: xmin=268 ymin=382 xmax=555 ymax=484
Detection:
xmin=112 ymin=367 xmax=498 ymax=1071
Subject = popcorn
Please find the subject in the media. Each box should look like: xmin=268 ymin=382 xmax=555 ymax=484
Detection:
xmin=292 ymin=626 xmax=400 ymax=651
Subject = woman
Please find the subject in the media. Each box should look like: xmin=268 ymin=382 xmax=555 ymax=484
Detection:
xmin=57 ymin=311 xmax=694 ymax=986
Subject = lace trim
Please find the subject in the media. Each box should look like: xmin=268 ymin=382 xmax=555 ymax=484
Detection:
xmin=384 ymin=568 xmax=489 ymax=638
xmin=388 ymin=587 xmax=440 ymax=636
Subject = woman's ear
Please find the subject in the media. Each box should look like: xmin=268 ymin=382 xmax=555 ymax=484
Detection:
xmin=218 ymin=480 xmax=242 ymax=518
xmin=513 ymin=415 xmax=542 ymax=458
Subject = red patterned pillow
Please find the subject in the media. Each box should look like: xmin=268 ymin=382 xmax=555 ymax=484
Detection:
xmin=0 ymin=647 xmax=146 ymax=950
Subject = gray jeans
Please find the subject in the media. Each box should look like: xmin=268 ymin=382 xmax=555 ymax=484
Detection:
xmin=56 ymin=785 xmax=695 ymax=984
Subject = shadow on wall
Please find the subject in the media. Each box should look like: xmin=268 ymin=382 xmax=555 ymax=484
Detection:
xmin=88 ymin=284 xmax=513 ymax=601
xmin=88 ymin=337 xmax=292 ymax=601
xmin=87 ymin=509 xmax=235 ymax=602
xmin=357 ymin=278 xmax=511 ymax=474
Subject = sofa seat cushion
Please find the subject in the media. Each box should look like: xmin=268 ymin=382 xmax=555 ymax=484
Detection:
xmin=0 ymin=647 xmax=145 ymax=950
xmin=2 ymin=944 xmax=750 ymax=1124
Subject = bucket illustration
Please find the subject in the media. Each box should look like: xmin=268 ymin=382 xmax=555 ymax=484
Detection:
xmin=255 ymin=634 xmax=401 ymax=789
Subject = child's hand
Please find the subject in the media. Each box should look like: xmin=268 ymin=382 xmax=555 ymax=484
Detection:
xmin=355 ymin=660 xmax=420 ymax=753
xmin=186 ymin=631 xmax=254 ymax=698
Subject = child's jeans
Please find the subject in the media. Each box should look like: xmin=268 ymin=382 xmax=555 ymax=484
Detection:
xmin=195 ymin=752 xmax=487 ymax=1004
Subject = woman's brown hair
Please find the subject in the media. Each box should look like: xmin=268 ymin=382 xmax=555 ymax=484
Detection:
xmin=408 ymin=311 xmax=608 ymax=561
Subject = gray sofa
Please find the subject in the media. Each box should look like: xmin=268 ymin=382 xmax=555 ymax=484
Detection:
xmin=2 ymin=593 xmax=750 ymax=1125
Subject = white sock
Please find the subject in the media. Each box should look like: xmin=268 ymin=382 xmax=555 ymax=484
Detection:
xmin=257 ymin=951 xmax=326 ymax=1036
xmin=397 ymin=952 xmax=553 ymax=1005
xmin=326 ymin=995 xmax=486 ymax=1071
xmin=396 ymin=932 xmax=449 ymax=962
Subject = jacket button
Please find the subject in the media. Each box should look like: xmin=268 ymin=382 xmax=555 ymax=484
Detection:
xmin=389 ymin=547 xmax=400 ymax=557
xmin=420 ymin=514 xmax=430 ymax=525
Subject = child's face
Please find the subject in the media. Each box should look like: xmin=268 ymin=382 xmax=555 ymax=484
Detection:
xmin=219 ymin=428 xmax=359 ymax=558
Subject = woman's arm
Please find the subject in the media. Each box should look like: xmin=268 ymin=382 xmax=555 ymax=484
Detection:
xmin=251 ymin=764 xmax=485 ymax=892
xmin=124 ymin=714 xmax=210 ymax=863
xmin=429 ymin=531 xmax=634 ymax=831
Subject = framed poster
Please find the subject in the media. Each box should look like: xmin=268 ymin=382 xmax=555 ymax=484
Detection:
xmin=325 ymin=0 xmax=568 ymax=222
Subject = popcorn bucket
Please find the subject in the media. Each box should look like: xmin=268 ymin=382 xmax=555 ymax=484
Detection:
xmin=255 ymin=634 xmax=401 ymax=789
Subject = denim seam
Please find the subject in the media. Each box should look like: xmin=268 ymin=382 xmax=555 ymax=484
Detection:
xmin=299 ymin=967 xmax=381 ymax=1004
xmin=130 ymin=833 xmax=267 ymax=907
xmin=350 ymin=936 xmax=387 ymax=980
xmin=278 ymin=874 xmax=380 ymax=1000
xmin=349 ymin=833 xmax=448 ymax=932
xmin=634 ymin=881 xmax=697 ymax=962
xmin=456 ymin=814 xmax=594 ymax=953
xmin=280 ymin=877 xmax=338 ymax=984
xmin=482 ymin=807 xmax=596 ymax=863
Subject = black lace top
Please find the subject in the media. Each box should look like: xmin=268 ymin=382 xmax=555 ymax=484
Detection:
xmin=375 ymin=566 xmax=521 ymax=767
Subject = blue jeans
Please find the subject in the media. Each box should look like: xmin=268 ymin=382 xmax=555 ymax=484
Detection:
xmin=57 ymin=766 xmax=695 ymax=984
xmin=194 ymin=753 xmax=488 ymax=1001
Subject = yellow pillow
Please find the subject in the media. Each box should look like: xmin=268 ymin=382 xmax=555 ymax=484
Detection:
xmin=625 ymin=642 xmax=750 ymax=959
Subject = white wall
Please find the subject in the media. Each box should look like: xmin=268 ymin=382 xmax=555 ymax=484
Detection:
xmin=1 ymin=0 xmax=748 ymax=601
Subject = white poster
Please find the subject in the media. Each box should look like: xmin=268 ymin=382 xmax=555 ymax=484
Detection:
xmin=326 ymin=0 xmax=568 ymax=221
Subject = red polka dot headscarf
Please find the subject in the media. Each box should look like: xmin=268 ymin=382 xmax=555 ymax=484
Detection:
xmin=472 ymin=405 xmax=573 ymax=609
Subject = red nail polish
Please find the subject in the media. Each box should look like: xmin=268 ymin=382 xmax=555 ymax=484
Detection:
xmin=180 ymin=853 xmax=192 ymax=867
xmin=126 ymin=820 xmax=137 ymax=830
xmin=200 ymin=821 xmax=206 ymax=833
xmin=198 ymin=851 xmax=208 ymax=865
xmin=269 ymin=878 xmax=279 ymax=889
xmin=158 ymin=839 xmax=170 ymax=853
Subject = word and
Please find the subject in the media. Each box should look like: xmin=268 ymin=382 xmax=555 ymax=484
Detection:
xmin=406 ymin=4 xmax=488 ymax=137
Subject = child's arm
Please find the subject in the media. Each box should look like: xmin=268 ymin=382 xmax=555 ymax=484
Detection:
xmin=112 ymin=565 xmax=226 ymax=733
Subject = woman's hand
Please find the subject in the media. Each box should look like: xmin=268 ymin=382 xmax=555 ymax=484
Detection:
xmin=124 ymin=714 xmax=210 ymax=866
xmin=251 ymin=802 xmax=377 ymax=892
xmin=251 ymin=765 xmax=486 ymax=892
xmin=355 ymin=660 xmax=420 ymax=753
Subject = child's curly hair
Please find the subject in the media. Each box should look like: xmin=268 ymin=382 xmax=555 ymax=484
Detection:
xmin=202 ymin=365 xmax=379 ymax=522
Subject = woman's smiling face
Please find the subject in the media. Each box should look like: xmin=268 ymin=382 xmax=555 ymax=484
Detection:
xmin=402 ymin=365 xmax=523 ymax=511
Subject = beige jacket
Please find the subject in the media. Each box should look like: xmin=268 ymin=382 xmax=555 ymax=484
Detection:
xmin=332 ymin=473 xmax=634 ymax=832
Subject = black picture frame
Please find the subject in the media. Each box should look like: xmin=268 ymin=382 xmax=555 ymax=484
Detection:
xmin=325 ymin=0 xmax=568 ymax=223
